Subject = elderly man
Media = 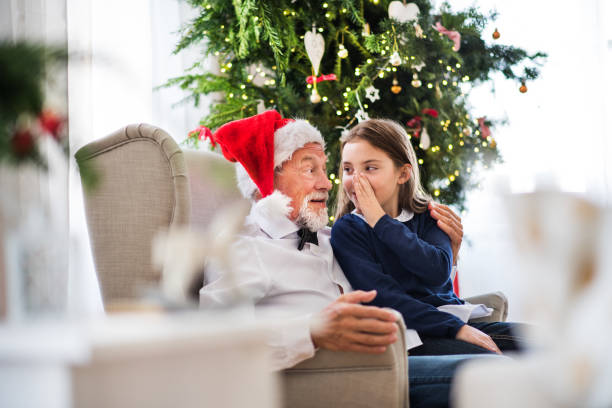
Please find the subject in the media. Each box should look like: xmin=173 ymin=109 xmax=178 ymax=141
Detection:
xmin=199 ymin=110 xmax=482 ymax=408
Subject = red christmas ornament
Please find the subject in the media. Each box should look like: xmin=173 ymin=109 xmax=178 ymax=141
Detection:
xmin=421 ymin=108 xmax=439 ymax=118
xmin=406 ymin=116 xmax=423 ymax=137
xmin=11 ymin=129 xmax=35 ymax=156
xmin=38 ymin=109 xmax=63 ymax=140
xmin=477 ymin=117 xmax=492 ymax=138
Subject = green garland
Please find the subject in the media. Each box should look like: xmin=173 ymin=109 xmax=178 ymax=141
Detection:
xmin=167 ymin=0 xmax=545 ymax=211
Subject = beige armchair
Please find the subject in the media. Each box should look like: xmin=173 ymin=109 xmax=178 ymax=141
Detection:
xmin=76 ymin=123 xmax=507 ymax=408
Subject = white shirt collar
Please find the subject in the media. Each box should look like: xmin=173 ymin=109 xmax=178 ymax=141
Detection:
xmin=351 ymin=208 xmax=414 ymax=223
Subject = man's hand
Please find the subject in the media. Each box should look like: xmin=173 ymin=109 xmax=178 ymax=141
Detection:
xmin=429 ymin=202 xmax=463 ymax=265
xmin=311 ymin=290 xmax=399 ymax=354
xmin=455 ymin=324 xmax=501 ymax=354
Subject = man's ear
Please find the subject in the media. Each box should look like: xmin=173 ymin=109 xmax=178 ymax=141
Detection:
xmin=398 ymin=163 xmax=412 ymax=185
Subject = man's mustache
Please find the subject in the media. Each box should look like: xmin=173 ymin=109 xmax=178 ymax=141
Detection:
xmin=304 ymin=192 xmax=329 ymax=203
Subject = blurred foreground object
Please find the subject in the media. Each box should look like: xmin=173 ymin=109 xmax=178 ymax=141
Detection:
xmin=0 ymin=42 xmax=71 ymax=322
xmin=0 ymin=42 xmax=67 ymax=166
xmin=0 ymin=312 xmax=278 ymax=408
xmin=152 ymin=199 xmax=250 ymax=306
xmin=453 ymin=192 xmax=612 ymax=407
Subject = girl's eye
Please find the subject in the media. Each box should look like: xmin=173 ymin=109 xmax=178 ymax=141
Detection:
xmin=343 ymin=167 xmax=352 ymax=173
xmin=365 ymin=166 xmax=377 ymax=171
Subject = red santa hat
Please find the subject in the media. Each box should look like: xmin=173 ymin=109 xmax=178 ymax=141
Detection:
xmin=203 ymin=110 xmax=325 ymax=199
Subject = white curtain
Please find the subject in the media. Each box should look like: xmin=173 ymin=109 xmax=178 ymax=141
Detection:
xmin=66 ymin=0 xmax=211 ymax=315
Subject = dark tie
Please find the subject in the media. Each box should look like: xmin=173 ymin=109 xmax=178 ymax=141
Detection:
xmin=297 ymin=228 xmax=318 ymax=250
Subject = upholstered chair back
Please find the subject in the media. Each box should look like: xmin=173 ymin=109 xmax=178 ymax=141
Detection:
xmin=182 ymin=149 xmax=244 ymax=232
xmin=75 ymin=124 xmax=190 ymax=306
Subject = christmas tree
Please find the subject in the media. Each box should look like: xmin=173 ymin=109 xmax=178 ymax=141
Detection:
xmin=167 ymin=0 xmax=545 ymax=211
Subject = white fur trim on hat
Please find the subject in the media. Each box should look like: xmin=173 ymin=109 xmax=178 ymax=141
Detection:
xmin=273 ymin=119 xmax=325 ymax=168
xmin=235 ymin=162 xmax=259 ymax=199
xmin=254 ymin=190 xmax=293 ymax=219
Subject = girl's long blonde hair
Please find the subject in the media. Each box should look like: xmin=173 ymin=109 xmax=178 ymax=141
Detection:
xmin=334 ymin=119 xmax=431 ymax=221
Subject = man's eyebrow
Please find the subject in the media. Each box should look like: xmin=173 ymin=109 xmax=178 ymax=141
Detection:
xmin=299 ymin=155 xmax=318 ymax=164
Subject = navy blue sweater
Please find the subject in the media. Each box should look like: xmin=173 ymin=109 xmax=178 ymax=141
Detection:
xmin=330 ymin=211 xmax=465 ymax=338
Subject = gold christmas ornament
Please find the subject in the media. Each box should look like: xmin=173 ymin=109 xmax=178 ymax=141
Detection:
xmin=362 ymin=23 xmax=371 ymax=36
xmin=411 ymin=73 xmax=421 ymax=88
xmin=310 ymin=89 xmax=321 ymax=103
xmin=338 ymin=44 xmax=348 ymax=58
xmin=414 ymin=23 xmax=424 ymax=38
xmin=435 ymin=82 xmax=442 ymax=99
xmin=519 ymin=81 xmax=528 ymax=93
xmin=391 ymin=78 xmax=402 ymax=94
xmin=462 ymin=127 xmax=471 ymax=136
xmin=492 ymin=28 xmax=500 ymax=40
xmin=490 ymin=138 xmax=497 ymax=148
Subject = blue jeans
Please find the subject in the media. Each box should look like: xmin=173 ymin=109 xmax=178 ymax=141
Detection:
xmin=409 ymin=322 xmax=527 ymax=356
xmin=408 ymin=354 xmax=502 ymax=408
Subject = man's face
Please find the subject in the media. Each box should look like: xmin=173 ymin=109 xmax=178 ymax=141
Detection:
xmin=274 ymin=143 xmax=332 ymax=230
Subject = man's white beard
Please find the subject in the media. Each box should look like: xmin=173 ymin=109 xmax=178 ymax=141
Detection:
xmin=296 ymin=192 xmax=329 ymax=231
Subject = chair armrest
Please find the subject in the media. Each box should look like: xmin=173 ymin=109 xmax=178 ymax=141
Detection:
xmin=282 ymin=317 xmax=409 ymax=408
xmin=465 ymin=291 xmax=508 ymax=323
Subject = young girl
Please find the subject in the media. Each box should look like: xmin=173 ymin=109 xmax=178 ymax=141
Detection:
xmin=330 ymin=119 xmax=522 ymax=355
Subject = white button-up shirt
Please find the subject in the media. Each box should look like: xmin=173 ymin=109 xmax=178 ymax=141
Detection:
xmin=200 ymin=198 xmax=352 ymax=370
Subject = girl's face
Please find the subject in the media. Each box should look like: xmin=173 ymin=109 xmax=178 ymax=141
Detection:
xmin=341 ymin=138 xmax=410 ymax=216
